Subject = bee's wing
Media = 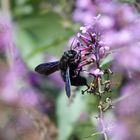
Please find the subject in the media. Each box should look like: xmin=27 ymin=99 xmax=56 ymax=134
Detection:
xmin=65 ymin=67 xmax=71 ymax=98
xmin=35 ymin=61 xmax=60 ymax=75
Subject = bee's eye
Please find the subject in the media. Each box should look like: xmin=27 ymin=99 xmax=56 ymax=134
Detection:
xmin=69 ymin=53 xmax=73 ymax=57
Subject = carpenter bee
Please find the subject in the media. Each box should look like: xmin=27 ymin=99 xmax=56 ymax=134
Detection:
xmin=35 ymin=50 xmax=87 ymax=98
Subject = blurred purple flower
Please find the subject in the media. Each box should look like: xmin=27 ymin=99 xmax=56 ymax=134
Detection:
xmin=0 ymin=17 xmax=40 ymax=107
xmin=109 ymin=121 xmax=130 ymax=140
xmin=73 ymin=0 xmax=140 ymax=49
xmin=47 ymin=72 xmax=64 ymax=89
xmin=0 ymin=16 xmax=13 ymax=50
xmin=19 ymin=89 xmax=39 ymax=107
xmin=1 ymin=54 xmax=40 ymax=107
xmin=73 ymin=2 xmax=140 ymax=139
xmin=111 ymin=80 xmax=140 ymax=140
xmin=116 ymin=81 xmax=140 ymax=115
xmin=113 ymin=45 xmax=140 ymax=75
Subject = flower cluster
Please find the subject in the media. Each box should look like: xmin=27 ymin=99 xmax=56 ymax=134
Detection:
xmin=68 ymin=22 xmax=113 ymax=139
xmin=77 ymin=26 xmax=109 ymax=68
xmin=71 ymin=24 xmax=111 ymax=96
xmin=73 ymin=1 xmax=140 ymax=139
xmin=73 ymin=0 xmax=140 ymax=74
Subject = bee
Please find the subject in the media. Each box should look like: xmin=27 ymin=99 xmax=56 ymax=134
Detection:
xmin=35 ymin=50 xmax=87 ymax=98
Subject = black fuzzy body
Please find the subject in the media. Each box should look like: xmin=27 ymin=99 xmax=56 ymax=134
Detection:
xmin=35 ymin=50 xmax=87 ymax=97
xmin=59 ymin=50 xmax=87 ymax=86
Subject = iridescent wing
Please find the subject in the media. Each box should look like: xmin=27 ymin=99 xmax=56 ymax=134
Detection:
xmin=35 ymin=61 xmax=60 ymax=75
xmin=64 ymin=67 xmax=71 ymax=98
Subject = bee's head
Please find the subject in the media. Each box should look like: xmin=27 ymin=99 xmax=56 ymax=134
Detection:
xmin=67 ymin=50 xmax=77 ymax=58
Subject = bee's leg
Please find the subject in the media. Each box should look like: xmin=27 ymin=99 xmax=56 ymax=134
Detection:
xmin=81 ymin=84 xmax=90 ymax=94
xmin=76 ymin=67 xmax=82 ymax=76
xmin=70 ymin=38 xmax=76 ymax=50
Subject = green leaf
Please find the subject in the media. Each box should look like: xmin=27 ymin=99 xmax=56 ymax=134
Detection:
xmin=15 ymin=11 xmax=74 ymax=69
xmin=100 ymin=54 xmax=113 ymax=68
xmin=119 ymin=0 xmax=136 ymax=3
xmin=17 ymin=12 xmax=74 ymax=47
xmin=56 ymin=91 xmax=88 ymax=140
xmin=15 ymin=27 xmax=44 ymax=70
xmin=27 ymin=32 xmax=71 ymax=59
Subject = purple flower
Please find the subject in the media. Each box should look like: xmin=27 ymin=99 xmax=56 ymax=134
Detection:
xmin=1 ymin=57 xmax=40 ymax=107
xmin=67 ymin=23 xmax=112 ymax=96
xmin=73 ymin=2 xmax=140 ymax=140
xmin=74 ymin=24 xmax=109 ymax=67
xmin=0 ymin=17 xmax=40 ymax=107
xmin=112 ymin=80 xmax=140 ymax=140
xmin=113 ymin=45 xmax=140 ymax=74
xmin=0 ymin=16 xmax=13 ymax=49
xmin=90 ymin=68 xmax=104 ymax=76
xmin=18 ymin=89 xmax=39 ymax=107
xmin=116 ymin=81 xmax=140 ymax=115
xmin=73 ymin=0 xmax=140 ymax=50
xmin=109 ymin=121 xmax=130 ymax=140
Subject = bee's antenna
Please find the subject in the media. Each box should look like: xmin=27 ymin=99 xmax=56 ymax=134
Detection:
xmin=70 ymin=38 xmax=76 ymax=50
